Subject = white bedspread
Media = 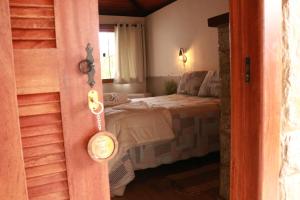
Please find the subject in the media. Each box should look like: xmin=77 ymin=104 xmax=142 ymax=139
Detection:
xmin=105 ymin=101 xmax=175 ymax=169
xmin=105 ymin=95 xmax=220 ymax=196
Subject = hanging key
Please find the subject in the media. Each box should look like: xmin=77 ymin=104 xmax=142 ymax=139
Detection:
xmin=86 ymin=89 xmax=118 ymax=162
xmin=88 ymin=89 xmax=100 ymax=112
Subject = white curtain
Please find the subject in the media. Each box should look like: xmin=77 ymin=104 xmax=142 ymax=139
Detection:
xmin=114 ymin=24 xmax=146 ymax=83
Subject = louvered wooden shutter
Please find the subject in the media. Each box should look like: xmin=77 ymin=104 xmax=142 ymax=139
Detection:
xmin=9 ymin=1 xmax=69 ymax=198
xmin=1 ymin=0 xmax=110 ymax=199
xmin=10 ymin=0 xmax=57 ymax=49
xmin=18 ymin=93 xmax=70 ymax=199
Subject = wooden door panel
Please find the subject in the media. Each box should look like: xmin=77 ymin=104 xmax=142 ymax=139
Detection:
xmin=24 ymin=153 xmax=66 ymax=168
xmin=55 ymin=0 xmax=109 ymax=199
xmin=26 ymin=172 xmax=67 ymax=187
xmin=230 ymin=1 xmax=262 ymax=199
xmin=230 ymin=0 xmax=282 ymax=199
xmin=14 ymin=50 xmax=60 ymax=94
xmin=2 ymin=0 xmax=109 ymax=199
xmin=9 ymin=0 xmax=57 ymax=49
xmin=18 ymin=93 xmax=70 ymax=200
xmin=0 ymin=0 xmax=28 ymax=199
xmin=11 ymin=18 xmax=55 ymax=30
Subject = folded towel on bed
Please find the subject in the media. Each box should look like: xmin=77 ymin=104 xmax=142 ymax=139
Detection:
xmin=104 ymin=93 xmax=131 ymax=107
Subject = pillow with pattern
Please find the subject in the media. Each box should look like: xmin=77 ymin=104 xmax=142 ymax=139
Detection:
xmin=198 ymin=71 xmax=220 ymax=97
xmin=177 ymin=71 xmax=208 ymax=96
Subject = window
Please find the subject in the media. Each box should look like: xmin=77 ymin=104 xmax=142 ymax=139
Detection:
xmin=99 ymin=31 xmax=116 ymax=81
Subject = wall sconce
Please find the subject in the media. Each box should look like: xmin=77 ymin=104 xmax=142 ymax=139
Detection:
xmin=179 ymin=48 xmax=187 ymax=64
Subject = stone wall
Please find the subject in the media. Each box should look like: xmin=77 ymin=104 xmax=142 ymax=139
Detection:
xmin=217 ymin=25 xmax=230 ymax=200
xmin=280 ymin=0 xmax=300 ymax=199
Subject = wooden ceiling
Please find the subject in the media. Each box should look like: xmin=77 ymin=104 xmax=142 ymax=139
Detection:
xmin=99 ymin=0 xmax=177 ymax=17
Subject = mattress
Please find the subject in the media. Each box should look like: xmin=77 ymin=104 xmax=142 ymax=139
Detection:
xmin=105 ymin=94 xmax=220 ymax=196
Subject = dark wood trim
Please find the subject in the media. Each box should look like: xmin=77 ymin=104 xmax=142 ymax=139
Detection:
xmin=147 ymin=0 xmax=176 ymax=16
xmin=98 ymin=0 xmax=176 ymax=17
xmin=102 ymin=79 xmax=114 ymax=83
xmin=99 ymin=12 xmax=144 ymax=17
xmin=129 ymin=0 xmax=147 ymax=16
xmin=230 ymin=0 xmax=281 ymax=199
xmin=208 ymin=13 xmax=229 ymax=27
xmin=101 ymin=24 xmax=140 ymax=27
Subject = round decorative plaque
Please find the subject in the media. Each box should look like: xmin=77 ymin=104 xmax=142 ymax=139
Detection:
xmin=87 ymin=131 xmax=118 ymax=162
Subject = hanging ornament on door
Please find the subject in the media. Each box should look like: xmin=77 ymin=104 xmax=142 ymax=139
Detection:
xmin=87 ymin=90 xmax=118 ymax=162
xmin=79 ymin=43 xmax=118 ymax=162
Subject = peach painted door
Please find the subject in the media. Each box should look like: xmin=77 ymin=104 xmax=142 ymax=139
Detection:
xmin=0 ymin=0 xmax=110 ymax=200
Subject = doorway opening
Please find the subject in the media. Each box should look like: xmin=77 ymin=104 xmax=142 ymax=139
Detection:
xmin=98 ymin=0 xmax=231 ymax=199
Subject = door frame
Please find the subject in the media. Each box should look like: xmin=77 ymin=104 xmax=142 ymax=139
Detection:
xmin=230 ymin=0 xmax=282 ymax=199
xmin=0 ymin=0 xmax=283 ymax=199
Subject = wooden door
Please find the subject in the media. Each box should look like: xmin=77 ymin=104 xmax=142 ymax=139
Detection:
xmin=0 ymin=0 xmax=110 ymax=200
xmin=230 ymin=0 xmax=282 ymax=199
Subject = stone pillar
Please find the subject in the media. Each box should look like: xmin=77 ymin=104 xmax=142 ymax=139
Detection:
xmin=217 ymin=25 xmax=230 ymax=200
xmin=280 ymin=0 xmax=300 ymax=199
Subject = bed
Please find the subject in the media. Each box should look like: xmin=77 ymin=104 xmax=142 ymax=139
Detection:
xmin=104 ymin=71 xmax=221 ymax=196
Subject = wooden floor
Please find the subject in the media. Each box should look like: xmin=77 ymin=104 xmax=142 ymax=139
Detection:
xmin=112 ymin=153 xmax=220 ymax=200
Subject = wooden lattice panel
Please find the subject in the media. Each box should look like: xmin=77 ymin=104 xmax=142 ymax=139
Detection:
xmin=9 ymin=0 xmax=56 ymax=49
xmin=18 ymin=93 xmax=70 ymax=200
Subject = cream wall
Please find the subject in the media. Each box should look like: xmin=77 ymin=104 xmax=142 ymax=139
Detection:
xmin=146 ymin=0 xmax=229 ymax=77
xmin=99 ymin=15 xmax=146 ymax=93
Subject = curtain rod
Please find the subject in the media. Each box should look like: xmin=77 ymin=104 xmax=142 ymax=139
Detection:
xmin=99 ymin=24 xmax=144 ymax=32
xmin=100 ymin=24 xmax=143 ymax=27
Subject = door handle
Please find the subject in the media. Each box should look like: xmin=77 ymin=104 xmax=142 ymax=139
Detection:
xmin=79 ymin=43 xmax=96 ymax=87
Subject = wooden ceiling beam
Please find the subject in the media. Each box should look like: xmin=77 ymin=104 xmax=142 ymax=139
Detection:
xmin=98 ymin=0 xmax=177 ymax=17
xmin=99 ymin=10 xmax=144 ymax=17
xmin=128 ymin=0 xmax=148 ymax=16
xmin=146 ymin=0 xmax=176 ymax=15
xmin=207 ymin=13 xmax=229 ymax=27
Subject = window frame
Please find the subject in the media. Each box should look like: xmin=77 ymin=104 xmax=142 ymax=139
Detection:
xmin=99 ymin=24 xmax=115 ymax=83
